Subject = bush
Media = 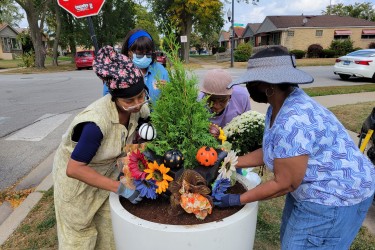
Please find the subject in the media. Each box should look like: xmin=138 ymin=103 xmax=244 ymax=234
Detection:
xmin=18 ymin=51 xmax=35 ymax=68
xmin=369 ymin=42 xmax=375 ymax=49
xmin=352 ymin=47 xmax=362 ymax=52
xmin=307 ymin=44 xmax=323 ymax=58
xmin=290 ymin=49 xmax=305 ymax=59
xmin=217 ymin=46 xmax=226 ymax=53
xmin=321 ymin=49 xmax=336 ymax=58
xmin=329 ymin=39 xmax=354 ymax=57
xmin=234 ymin=43 xmax=252 ymax=62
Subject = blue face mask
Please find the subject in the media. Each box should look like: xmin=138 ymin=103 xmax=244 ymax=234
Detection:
xmin=132 ymin=54 xmax=152 ymax=69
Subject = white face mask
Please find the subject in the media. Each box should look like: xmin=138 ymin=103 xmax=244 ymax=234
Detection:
xmin=132 ymin=54 xmax=152 ymax=69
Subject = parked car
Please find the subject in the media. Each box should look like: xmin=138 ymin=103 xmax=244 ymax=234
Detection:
xmin=333 ymin=49 xmax=375 ymax=81
xmin=75 ymin=50 xmax=95 ymax=70
xmin=155 ymin=51 xmax=167 ymax=67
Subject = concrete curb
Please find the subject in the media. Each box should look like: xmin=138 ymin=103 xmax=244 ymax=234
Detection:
xmin=0 ymin=153 xmax=54 ymax=246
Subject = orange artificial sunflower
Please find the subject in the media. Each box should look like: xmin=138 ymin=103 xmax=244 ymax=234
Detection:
xmin=144 ymin=161 xmax=173 ymax=194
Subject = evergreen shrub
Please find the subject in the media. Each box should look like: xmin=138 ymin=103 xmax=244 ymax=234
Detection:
xmin=329 ymin=39 xmax=354 ymax=57
xmin=147 ymin=30 xmax=218 ymax=168
xmin=321 ymin=49 xmax=336 ymax=58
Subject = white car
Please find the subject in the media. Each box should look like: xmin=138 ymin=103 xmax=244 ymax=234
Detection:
xmin=333 ymin=49 xmax=375 ymax=81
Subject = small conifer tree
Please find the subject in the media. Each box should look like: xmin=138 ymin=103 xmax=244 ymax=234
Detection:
xmin=147 ymin=30 xmax=218 ymax=168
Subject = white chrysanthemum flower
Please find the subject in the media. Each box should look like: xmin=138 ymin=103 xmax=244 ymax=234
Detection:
xmin=218 ymin=150 xmax=238 ymax=185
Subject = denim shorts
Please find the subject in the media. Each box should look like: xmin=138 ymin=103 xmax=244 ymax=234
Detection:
xmin=280 ymin=192 xmax=374 ymax=250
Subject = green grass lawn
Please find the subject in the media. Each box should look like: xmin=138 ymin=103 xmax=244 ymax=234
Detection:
xmin=0 ymin=56 xmax=73 ymax=69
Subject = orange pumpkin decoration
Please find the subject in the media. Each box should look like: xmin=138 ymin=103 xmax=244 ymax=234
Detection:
xmin=196 ymin=146 xmax=218 ymax=167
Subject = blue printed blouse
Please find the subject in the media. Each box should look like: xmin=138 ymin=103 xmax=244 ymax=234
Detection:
xmin=263 ymin=87 xmax=375 ymax=206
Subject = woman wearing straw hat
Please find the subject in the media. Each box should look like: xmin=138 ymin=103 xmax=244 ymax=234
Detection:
xmin=53 ymin=46 xmax=149 ymax=249
xmin=214 ymin=46 xmax=375 ymax=249
xmin=103 ymin=29 xmax=169 ymax=103
xmin=198 ymin=68 xmax=251 ymax=128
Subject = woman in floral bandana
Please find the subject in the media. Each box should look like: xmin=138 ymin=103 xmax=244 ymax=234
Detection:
xmin=53 ymin=46 xmax=149 ymax=249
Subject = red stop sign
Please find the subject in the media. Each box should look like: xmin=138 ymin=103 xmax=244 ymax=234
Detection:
xmin=58 ymin=0 xmax=106 ymax=18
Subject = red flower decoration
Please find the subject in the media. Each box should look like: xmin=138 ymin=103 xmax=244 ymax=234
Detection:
xmin=128 ymin=149 xmax=148 ymax=180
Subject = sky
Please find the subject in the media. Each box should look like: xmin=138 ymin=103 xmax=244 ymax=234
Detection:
xmin=222 ymin=0 xmax=363 ymax=30
xmin=17 ymin=0 xmax=365 ymax=29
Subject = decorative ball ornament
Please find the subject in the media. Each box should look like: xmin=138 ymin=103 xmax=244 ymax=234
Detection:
xmin=163 ymin=149 xmax=184 ymax=169
xmin=196 ymin=146 xmax=218 ymax=167
xmin=138 ymin=123 xmax=157 ymax=140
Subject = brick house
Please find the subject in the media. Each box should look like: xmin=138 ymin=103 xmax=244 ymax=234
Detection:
xmin=254 ymin=15 xmax=375 ymax=51
xmin=241 ymin=23 xmax=261 ymax=46
xmin=0 ymin=23 xmax=22 ymax=60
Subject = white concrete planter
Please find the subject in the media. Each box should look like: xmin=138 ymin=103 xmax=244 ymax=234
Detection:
xmin=110 ymin=174 xmax=258 ymax=250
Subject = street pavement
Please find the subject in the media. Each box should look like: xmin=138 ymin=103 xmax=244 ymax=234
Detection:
xmin=0 ymin=64 xmax=374 ymax=246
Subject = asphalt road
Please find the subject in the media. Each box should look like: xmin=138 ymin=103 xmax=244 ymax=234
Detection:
xmin=0 ymin=66 xmax=373 ymax=191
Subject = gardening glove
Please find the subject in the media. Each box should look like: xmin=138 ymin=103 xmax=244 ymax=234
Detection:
xmin=117 ymin=182 xmax=143 ymax=204
xmin=214 ymin=194 xmax=241 ymax=208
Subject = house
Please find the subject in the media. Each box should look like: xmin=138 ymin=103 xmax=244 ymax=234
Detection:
xmin=241 ymin=23 xmax=261 ymax=46
xmin=218 ymin=30 xmax=230 ymax=49
xmin=254 ymin=15 xmax=375 ymax=51
xmin=0 ymin=23 xmax=22 ymax=60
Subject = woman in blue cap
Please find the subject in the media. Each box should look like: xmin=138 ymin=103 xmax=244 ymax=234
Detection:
xmin=103 ymin=29 xmax=169 ymax=103
xmin=214 ymin=46 xmax=375 ymax=249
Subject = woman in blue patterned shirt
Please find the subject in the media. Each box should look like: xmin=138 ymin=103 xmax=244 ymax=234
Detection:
xmin=215 ymin=46 xmax=375 ymax=249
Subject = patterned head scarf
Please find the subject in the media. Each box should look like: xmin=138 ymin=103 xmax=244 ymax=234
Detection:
xmin=93 ymin=45 xmax=145 ymax=98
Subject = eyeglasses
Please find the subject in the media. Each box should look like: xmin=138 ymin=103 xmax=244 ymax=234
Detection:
xmin=120 ymin=92 xmax=150 ymax=111
xmin=134 ymin=52 xmax=153 ymax=59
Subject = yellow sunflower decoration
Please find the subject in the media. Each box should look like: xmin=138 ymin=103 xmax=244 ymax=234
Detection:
xmin=144 ymin=161 xmax=173 ymax=194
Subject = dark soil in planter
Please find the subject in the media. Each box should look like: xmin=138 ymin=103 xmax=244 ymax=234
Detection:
xmin=120 ymin=181 xmax=247 ymax=225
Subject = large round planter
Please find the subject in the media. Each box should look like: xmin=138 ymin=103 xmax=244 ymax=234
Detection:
xmin=109 ymin=173 xmax=258 ymax=250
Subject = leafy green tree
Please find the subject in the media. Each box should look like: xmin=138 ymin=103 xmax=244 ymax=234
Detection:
xmin=134 ymin=4 xmax=160 ymax=49
xmin=0 ymin=0 xmax=23 ymax=26
xmin=148 ymin=0 xmax=223 ymax=63
xmin=322 ymin=2 xmax=375 ymax=21
xmin=15 ymin=0 xmax=51 ymax=68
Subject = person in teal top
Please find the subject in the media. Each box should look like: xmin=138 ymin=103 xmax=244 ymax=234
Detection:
xmin=103 ymin=29 xmax=169 ymax=103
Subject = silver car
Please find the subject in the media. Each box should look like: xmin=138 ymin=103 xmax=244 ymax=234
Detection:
xmin=333 ymin=49 xmax=375 ymax=81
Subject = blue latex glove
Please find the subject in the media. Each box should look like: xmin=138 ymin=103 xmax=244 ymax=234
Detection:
xmin=117 ymin=182 xmax=143 ymax=204
xmin=214 ymin=194 xmax=241 ymax=208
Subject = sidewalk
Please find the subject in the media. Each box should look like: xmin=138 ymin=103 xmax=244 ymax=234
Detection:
xmin=0 ymin=92 xmax=374 ymax=246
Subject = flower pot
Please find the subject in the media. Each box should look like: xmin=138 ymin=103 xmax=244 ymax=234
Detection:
xmin=109 ymin=173 xmax=259 ymax=250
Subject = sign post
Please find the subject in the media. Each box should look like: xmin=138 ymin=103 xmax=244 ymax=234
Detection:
xmin=57 ymin=0 xmax=106 ymax=54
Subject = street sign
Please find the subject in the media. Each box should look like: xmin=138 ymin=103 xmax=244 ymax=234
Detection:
xmin=233 ymin=23 xmax=244 ymax=27
xmin=57 ymin=0 xmax=106 ymax=18
xmin=180 ymin=36 xmax=187 ymax=43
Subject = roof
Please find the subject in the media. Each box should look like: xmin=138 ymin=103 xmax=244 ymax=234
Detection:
xmin=0 ymin=23 xmax=20 ymax=35
xmin=268 ymin=15 xmax=375 ymax=29
xmin=218 ymin=30 xmax=230 ymax=42
xmin=233 ymin=27 xmax=245 ymax=38
xmin=248 ymin=23 xmax=261 ymax=33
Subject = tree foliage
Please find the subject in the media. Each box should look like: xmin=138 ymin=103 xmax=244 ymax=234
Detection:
xmin=148 ymin=0 xmax=224 ymax=62
xmin=322 ymin=2 xmax=375 ymax=21
xmin=0 ymin=0 xmax=23 ymax=26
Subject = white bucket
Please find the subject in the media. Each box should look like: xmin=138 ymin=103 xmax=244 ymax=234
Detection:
xmin=109 ymin=173 xmax=258 ymax=250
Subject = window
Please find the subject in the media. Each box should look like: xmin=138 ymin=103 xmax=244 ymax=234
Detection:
xmin=316 ymin=30 xmax=323 ymax=36
xmin=334 ymin=30 xmax=351 ymax=40
xmin=361 ymin=29 xmax=375 ymax=39
xmin=10 ymin=38 xmax=21 ymax=50
xmin=0 ymin=37 xmax=21 ymax=52
xmin=334 ymin=35 xmax=350 ymax=40
xmin=287 ymin=31 xmax=294 ymax=37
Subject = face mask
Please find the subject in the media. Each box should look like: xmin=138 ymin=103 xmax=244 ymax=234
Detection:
xmin=246 ymin=85 xmax=268 ymax=103
xmin=132 ymin=54 xmax=152 ymax=69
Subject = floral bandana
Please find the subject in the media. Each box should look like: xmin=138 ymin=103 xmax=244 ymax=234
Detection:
xmin=93 ymin=45 xmax=145 ymax=98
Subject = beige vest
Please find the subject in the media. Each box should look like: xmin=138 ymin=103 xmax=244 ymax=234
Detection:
xmin=53 ymin=94 xmax=149 ymax=202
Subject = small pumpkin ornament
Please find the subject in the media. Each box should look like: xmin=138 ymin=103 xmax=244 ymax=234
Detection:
xmin=196 ymin=146 xmax=218 ymax=167
xmin=163 ymin=149 xmax=184 ymax=169
xmin=138 ymin=123 xmax=157 ymax=140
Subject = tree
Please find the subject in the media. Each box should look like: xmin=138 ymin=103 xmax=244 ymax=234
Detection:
xmin=134 ymin=4 xmax=160 ymax=49
xmin=322 ymin=2 xmax=375 ymax=21
xmin=0 ymin=0 xmax=23 ymax=26
xmin=15 ymin=0 xmax=51 ymax=68
xmin=148 ymin=0 xmax=223 ymax=63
